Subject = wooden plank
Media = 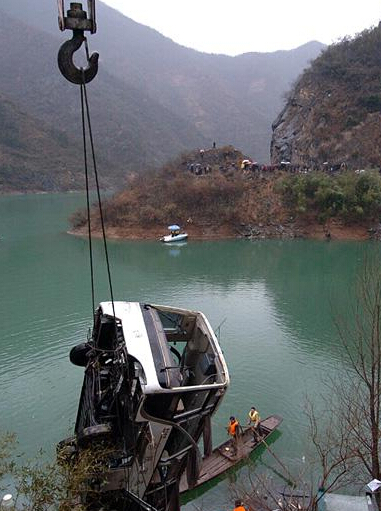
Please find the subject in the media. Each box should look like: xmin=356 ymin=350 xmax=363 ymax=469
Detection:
xmin=179 ymin=415 xmax=282 ymax=494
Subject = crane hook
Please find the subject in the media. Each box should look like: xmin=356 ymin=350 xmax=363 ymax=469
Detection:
xmin=57 ymin=29 xmax=99 ymax=84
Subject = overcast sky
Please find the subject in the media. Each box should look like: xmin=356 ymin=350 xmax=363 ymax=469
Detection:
xmin=101 ymin=0 xmax=380 ymax=55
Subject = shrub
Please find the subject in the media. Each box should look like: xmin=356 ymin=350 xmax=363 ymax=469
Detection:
xmin=277 ymin=170 xmax=381 ymax=223
xmin=69 ymin=209 xmax=87 ymax=229
xmin=358 ymin=95 xmax=381 ymax=112
xmin=345 ymin=115 xmax=360 ymax=129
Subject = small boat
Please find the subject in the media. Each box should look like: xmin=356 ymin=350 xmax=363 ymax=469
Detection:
xmin=179 ymin=415 xmax=282 ymax=494
xmin=161 ymin=224 xmax=188 ymax=243
xmin=161 ymin=233 xmax=188 ymax=243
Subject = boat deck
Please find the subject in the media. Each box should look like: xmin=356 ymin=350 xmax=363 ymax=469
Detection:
xmin=180 ymin=415 xmax=282 ymax=494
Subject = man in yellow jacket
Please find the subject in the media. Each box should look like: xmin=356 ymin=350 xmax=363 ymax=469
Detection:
xmin=248 ymin=406 xmax=262 ymax=442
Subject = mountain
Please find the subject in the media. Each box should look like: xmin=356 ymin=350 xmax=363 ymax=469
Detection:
xmin=0 ymin=93 xmax=88 ymax=192
xmin=88 ymin=4 xmax=324 ymax=162
xmin=0 ymin=10 xmax=206 ymax=185
xmin=0 ymin=0 xmax=324 ymax=191
xmin=271 ymin=24 xmax=381 ymax=169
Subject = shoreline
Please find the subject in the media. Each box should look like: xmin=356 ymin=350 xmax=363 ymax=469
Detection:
xmin=69 ymin=221 xmax=374 ymax=242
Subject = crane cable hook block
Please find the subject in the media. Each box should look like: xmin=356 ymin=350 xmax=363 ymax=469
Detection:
xmin=57 ymin=1 xmax=99 ymax=84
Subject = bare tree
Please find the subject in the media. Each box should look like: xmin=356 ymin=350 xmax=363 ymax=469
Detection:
xmin=294 ymin=258 xmax=381 ymax=507
xmin=327 ymin=257 xmax=381 ymax=507
xmin=224 ymin=257 xmax=381 ymax=510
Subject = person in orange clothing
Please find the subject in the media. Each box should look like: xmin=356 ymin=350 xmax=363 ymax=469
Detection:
xmin=227 ymin=416 xmax=240 ymax=454
xmin=233 ymin=499 xmax=247 ymax=511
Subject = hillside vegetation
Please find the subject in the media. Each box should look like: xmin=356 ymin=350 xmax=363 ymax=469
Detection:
xmin=0 ymin=94 xmax=90 ymax=192
xmin=272 ymin=24 xmax=381 ymax=169
xmin=278 ymin=170 xmax=381 ymax=224
xmin=72 ymin=147 xmax=260 ymax=237
xmin=72 ymin=148 xmax=381 ymax=240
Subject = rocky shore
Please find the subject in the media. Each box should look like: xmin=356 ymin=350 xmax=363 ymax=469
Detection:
xmin=73 ymin=218 xmax=376 ymax=242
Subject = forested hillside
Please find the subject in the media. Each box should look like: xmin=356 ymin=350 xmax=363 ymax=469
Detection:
xmin=0 ymin=94 xmax=88 ymax=192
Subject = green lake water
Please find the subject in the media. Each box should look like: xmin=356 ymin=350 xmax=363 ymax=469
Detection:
xmin=0 ymin=192 xmax=378 ymax=509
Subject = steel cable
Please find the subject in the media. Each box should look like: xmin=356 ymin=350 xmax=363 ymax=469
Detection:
xmin=80 ymin=75 xmax=116 ymax=320
xmin=80 ymin=84 xmax=95 ymax=314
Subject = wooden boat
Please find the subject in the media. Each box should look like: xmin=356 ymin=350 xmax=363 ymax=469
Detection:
xmin=179 ymin=415 xmax=282 ymax=494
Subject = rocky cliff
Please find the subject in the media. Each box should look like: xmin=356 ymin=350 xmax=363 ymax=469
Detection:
xmin=271 ymin=24 xmax=381 ymax=169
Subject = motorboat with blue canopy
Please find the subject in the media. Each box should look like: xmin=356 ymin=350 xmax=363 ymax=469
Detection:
xmin=160 ymin=225 xmax=188 ymax=243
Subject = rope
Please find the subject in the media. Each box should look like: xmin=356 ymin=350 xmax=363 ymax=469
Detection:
xmin=79 ymin=75 xmax=116 ymax=320
xmin=80 ymin=85 xmax=95 ymax=314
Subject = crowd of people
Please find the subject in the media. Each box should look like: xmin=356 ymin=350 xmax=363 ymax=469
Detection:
xmin=239 ymin=160 xmax=350 ymax=174
xmin=183 ymin=146 xmax=356 ymax=178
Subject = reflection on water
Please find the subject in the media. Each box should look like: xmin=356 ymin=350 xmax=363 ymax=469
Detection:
xmin=0 ymin=193 xmax=380 ymax=510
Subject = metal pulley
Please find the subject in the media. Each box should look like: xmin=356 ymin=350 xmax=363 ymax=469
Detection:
xmin=57 ymin=1 xmax=99 ymax=84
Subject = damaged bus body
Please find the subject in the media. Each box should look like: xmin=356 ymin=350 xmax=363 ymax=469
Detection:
xmin=63 ymin=301 xmax=229 ymax=511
